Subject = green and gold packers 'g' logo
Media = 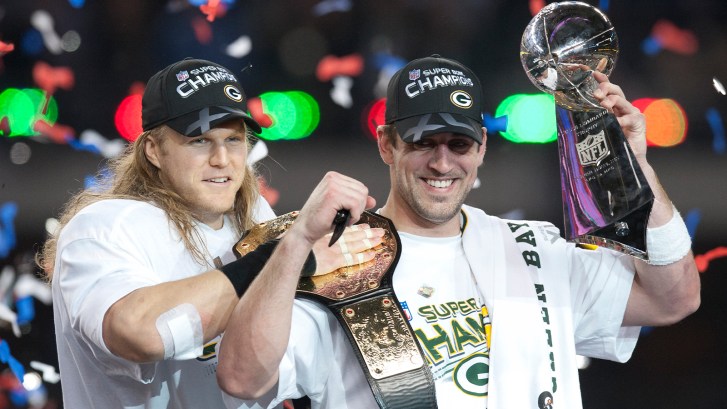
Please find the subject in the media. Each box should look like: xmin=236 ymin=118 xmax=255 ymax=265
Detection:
xmin=224 ymin=85 xmax=244 ymax=102
xmin=450 ymin=90 xmax=473 ymax=109
xmin=453 ymin=352 xmax=489 ymax=396
xmin=196 ymin=340 xmax=218 ymax=361
xmin=576 ymin=130 xmax=609 ymax=166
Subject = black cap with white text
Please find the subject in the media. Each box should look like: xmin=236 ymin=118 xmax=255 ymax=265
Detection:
xmin=385 ymin=55 xmax=483 ymax=143
xmin=142 ymin=58 xmax=261 ymax=137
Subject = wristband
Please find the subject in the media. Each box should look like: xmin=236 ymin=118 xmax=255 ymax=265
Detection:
xmin=646 ymin=205 xmax=692 ymax=265
xmin=220 ymin=239 xmax=317 ymax=297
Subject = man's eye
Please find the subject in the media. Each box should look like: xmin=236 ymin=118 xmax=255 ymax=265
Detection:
xmin=450 ymin=141 xmax=473 ymax=151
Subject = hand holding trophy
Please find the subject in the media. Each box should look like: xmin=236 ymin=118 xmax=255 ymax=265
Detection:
xmin=521 ymin=1 xmax=654 ymax=259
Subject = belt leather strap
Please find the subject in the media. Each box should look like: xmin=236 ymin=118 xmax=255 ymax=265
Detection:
xmin=234 ymin=211 xmax=437 ymax=409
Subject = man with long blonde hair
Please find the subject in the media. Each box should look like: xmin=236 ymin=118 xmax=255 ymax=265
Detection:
xmin=39 ymin=58 xmax=382 ymax=408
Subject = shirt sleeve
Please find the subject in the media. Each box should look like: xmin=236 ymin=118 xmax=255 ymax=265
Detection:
xmin=253 ymin=196 xmax=277 ymax=223
xmin=569 ymin=245 xmax=641 ymax=362
xmin=221 ymin=299 xmax=337 ymax=409
xmin=56 ymin=236 xmax=160 ymax=382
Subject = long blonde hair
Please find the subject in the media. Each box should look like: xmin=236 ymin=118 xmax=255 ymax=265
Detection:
xmin=37 ymin=125 xmax=261 ymax=280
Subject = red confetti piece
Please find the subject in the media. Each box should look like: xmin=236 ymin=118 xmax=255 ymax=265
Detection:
xmin=247 ymin=97 xmax=273 ymax=128
xmin=32 ymin=61 xmax=75 ymax=115
xmin=695 ymin=247 xmax=727 ymax=273
xmin=652 ymin=19 xmax=699 ymax=55
xmin=32 ymin=61 xmax=74 ymax=93
xmin=33 ymin=119 xmax=76 ymax=144
xmin=199 ymin=0 xmax=226 ymax=23
xmin=0 ymin=41 xmax=14 ymax=56
xmin=0 ymin=117 xmax=10 ymax=137
xmin=257 ymin=176 xmax=279 ymax=207
xmin=529 ymin=0 xmax=546 ymax=16
xmin=316 ymin=54 xmax=364 ymax=82
xmin=191 ymin=16 xmax=213 ymax=45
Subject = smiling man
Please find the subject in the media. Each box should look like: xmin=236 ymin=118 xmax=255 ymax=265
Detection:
xmin=217 ymin=55 xmax=699 ymax=409
xmin=39 ymin=58 xmax=380 ymax=409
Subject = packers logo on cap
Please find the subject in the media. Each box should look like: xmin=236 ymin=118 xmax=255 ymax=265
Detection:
xmin=224 ymin=85 xmax=244 ymax=102
xmin=450 ymin=90 xmax=473 ymax=109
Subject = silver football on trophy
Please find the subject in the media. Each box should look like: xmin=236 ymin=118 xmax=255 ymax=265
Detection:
xmin=521 ymin=1 xmax=618 ymax=110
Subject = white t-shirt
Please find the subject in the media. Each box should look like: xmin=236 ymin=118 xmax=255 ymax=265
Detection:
xmin=393 ymin=232 xmax=490 ymax=406
xmin=52 ymin=197 xmax=275 ymax=409
xmin=224 ymin=210 xmax=638 ymax=409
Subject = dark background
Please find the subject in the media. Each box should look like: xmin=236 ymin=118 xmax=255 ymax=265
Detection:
xmin=1 ymin=0 xmax=726 ymax=408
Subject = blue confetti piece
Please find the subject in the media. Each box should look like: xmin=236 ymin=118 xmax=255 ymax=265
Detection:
xmin=371 ymin=53 xmax=407 ymax=71
xmin=15 ymin=296 xmax=35 ymax=326
xmin=483 ymin=112 xmax=508 ymax=134
xmin=313 ymin=0 xmax=352 ymax=16
xmin=8 ymin=356 xmax=25 ymax=382
xmin=68 ymin=0 xmax=85 ymax=8
xmin=0 ymin=340 xmax=9 ymax=362
xmin=641 ymin=36 xmax=662 ymax=56
xmin=20 ymin=29 xmax=44 ymax=56
xmin=684 ymin=208 xmax=701 ymax=240
xmin=0 ymin=340 xmax=26 ymax=383
xmin=9 ymin=388 xmax=28 ymax=407
xmin=67 ymin=138 xmax=101 ymax=155
xmin=599 ymin=0 xmax=610 ymax=12
xmin=0 ymin=202 xmax=18 ymax=259
xmin=706 ymin=107 xmax=725 ymax=154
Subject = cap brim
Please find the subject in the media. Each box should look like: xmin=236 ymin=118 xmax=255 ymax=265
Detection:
xmin=165 ymin=106 xmax=262 ymax=137
xmin=393 ymin=113 xmax=482 ymax=144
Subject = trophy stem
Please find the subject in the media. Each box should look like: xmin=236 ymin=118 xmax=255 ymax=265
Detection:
xmin=556 ymin=106 xmax=654 ymax=260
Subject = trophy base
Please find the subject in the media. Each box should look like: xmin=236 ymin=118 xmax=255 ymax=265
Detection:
xmin=571 ymin=198 xmax=653 ymax=261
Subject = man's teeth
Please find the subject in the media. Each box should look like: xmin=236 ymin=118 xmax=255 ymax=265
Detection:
xmin=426 ymin=179 xmax=453 ymax=188
xmin=209 ymin=177 xmax=229 ymax=183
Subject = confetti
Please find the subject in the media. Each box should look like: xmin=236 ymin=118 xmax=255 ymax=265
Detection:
xmin=0 ymin=202 xmax=18 ymax=259
xmin=695 ymin=247 xmax=727 ymax=273
xmin=226 ymin=35 xmax=252 ymax=58
xmin=257 ymin=177 xmax=279 ymax=207
xmin=33 ymin=119 xmax=75 ymax=144
xmin=0 ymin=340 xmax=25 ymax=381
xmin=713 ymin=77 xmax=726 ymax=95
xmin=684 ymin=208 xmax=701 ymax=239
xmin=247 ymin=97 xmax=273 ymax=128
xmin=705 ymin=107 xmax=725 ymax=154
xmin=199 ymin=0 xmax=224 ymax=23
xmin=316 ymin=54 xmax=364 ymax=82
xmin=0 ymin=40 xmax=14 ymax=56
xmin=0 ymin=305 xmax=21 ymax=338
xmin=191 ymin=16 xmax=212 ymax=44
xmin=30 ymin=10 xmax=62 ymax=55
xmin=330 ymin=76 xmax=354 ymax=108
xmin=247 ymin=140 xmax=268 ymax=165
xmin=29 ymin=361 xmax=60 ymax=384
xmin=312 ymin=0 xmax=352 ymax=16
xmin=15 ymin=274 xmax=52 ymax=305
xmin=79 ymin=130 xmax=126 ymax=158
xmin=642 ymin=19 xmax=698 ymax=56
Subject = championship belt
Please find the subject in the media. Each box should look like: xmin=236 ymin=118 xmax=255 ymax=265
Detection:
xmin=234 ymin=211 xmax=437 ymax=409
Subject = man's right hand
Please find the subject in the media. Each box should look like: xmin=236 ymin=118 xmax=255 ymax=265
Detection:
xmin=290 ymin=171 xmax=377 ymax=247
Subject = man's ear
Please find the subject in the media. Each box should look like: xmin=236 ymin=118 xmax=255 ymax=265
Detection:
xmin=377 ymin=126 xmax=394 ymax=165
xmin=477 ymin=127 xmax=487 ymax=164
xmin=144 ymin=133 xmax=162 ymax=169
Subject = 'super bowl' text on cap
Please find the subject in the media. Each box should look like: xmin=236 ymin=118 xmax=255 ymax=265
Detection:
xmin=142 ymin=58 xmax=261 ymax=137
xmin=385 ymin=54 xmax=484 ymax=143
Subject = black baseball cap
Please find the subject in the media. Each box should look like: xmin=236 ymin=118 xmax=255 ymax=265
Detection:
xmin=385 ymin=55 xmax=483 ymax=143
xmin=142 ymin=58 xmax=261 ymax=137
